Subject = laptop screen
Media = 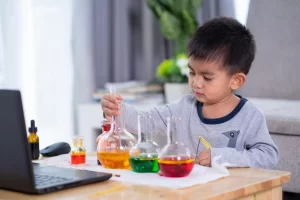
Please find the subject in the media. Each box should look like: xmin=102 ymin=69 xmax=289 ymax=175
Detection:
xmin=0 ymin=90 xmax=36 ymax=193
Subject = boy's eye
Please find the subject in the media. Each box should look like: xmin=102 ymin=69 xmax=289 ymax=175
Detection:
xmin=189 ymin=71 xmax=195 ymax=76
xmin=204 ymin=76 xmax=212 ymax=81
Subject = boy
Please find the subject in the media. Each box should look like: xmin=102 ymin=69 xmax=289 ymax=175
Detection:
xmin=100 ymin=17 xmax=279 ymax=169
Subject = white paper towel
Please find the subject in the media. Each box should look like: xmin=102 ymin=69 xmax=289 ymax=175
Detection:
xmin=34 ymin=154 xmax=229 ymax=189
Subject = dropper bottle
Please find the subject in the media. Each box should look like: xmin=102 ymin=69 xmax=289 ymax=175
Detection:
xmin=27 ymin=120 xmax=40 ymax=160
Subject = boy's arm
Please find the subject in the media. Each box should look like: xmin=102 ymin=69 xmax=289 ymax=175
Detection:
xmin=123 ymin=99 xmax=182 ymax=135
xmin=210 ymin=114 xmax=279 ymax=169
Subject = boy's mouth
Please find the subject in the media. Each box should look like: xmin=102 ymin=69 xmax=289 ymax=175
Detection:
xmin=194 ymin=91 xmax=204 ymax=96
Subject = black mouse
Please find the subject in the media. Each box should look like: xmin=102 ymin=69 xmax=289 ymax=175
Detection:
xmin=40 ymin=142 xmax=71 ymax=157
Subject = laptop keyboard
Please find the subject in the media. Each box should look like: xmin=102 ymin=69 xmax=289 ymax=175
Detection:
xmin=34 ymin=174 xmax=75 ymax=187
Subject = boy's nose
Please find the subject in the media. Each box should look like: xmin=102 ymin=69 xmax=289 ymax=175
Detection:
xmin=193 ymin=77 xmax=204 ymax=88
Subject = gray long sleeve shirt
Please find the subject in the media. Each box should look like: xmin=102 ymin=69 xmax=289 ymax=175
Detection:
xmin=124 ymin=94 xmax=279 ymax=169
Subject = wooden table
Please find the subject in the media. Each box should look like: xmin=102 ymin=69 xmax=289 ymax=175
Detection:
xmin=0 ymin=167 xmax=290 ymax=200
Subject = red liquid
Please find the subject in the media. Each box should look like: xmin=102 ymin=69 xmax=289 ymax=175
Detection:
xmin=158 ymin=156 xmax=194 ymax=177
xmin=71 ymin=154 xmax=86 ymax=164
xmin=102 ymin=124 xmax=111 ymax=132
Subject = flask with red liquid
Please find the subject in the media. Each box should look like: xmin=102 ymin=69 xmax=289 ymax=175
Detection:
xmin=158 ymin=116 xmax=194 ymax=177
xmin=71 ymin=136 xmax=86 ymax=164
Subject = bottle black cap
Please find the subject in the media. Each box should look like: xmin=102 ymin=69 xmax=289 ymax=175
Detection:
xmin=28 ymin=120 xmax=38 ymax=133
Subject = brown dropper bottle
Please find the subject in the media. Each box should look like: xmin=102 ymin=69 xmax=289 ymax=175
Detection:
xmin=27 ymin=120 xmax=40 ymax=160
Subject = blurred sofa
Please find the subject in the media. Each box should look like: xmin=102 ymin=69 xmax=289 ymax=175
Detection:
xmin=239 ymin=0 xmax=300 ymax=193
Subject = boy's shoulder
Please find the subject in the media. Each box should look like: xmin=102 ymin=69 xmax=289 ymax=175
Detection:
xmin=178 ymin=93 xmax=198 ymax=106
xmin=178 ymin=94 xmax=265 ymax=117
xmin=165 ymin=94 xmax=197 ymax=113
xmin=241 ymin=98 xmax=266 ymax=122
xmin=168 ymin=93 xmax=197 ymax=106
xmin=167 ymin=94 xmax=266 ymax=123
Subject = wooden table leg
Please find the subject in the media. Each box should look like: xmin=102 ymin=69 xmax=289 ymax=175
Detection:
xmin=237 ymin=186 xmax=282 ymax=200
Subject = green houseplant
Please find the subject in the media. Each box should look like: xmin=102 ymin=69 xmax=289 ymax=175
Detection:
xmin=147 ymin=0 xmax=203 ymax=102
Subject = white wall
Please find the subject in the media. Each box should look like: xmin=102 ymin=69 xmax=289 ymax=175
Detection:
xmin=0 ymin=0 xmax=96 ymax=149
xmin=0 ymin=0 xmax=37 ymax=127
xmin=234 ymin=0 xmax=251 ymax=25
xmin=33 ymin=0 xmax=74 ymax=148
xmin=72 ymin=0 xmax=96 ymax=134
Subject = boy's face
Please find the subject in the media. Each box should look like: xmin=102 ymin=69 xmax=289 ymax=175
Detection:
xmin=188 ymin=58 xmax=241 ymax=104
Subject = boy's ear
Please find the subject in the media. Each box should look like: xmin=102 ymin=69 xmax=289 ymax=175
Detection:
xmin=230 ymin=73 xmax=246 ymax=90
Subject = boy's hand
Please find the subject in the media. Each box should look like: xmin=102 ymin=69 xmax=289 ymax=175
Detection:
xmin=195 ymin=149 xmax=211 ymax=167
xmin=100 ymin=94 xmax=122 ymax=122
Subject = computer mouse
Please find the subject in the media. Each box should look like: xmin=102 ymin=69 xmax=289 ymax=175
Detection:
xmin=40 ymin=142 xmax=71 ymax=157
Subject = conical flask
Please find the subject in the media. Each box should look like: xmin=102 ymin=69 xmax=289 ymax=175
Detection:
xmin=158 ymin=116 xmax=194 ymax=177
xmin=97 ymin=87 xmax=137 ymax=169
xmin=129 ymin=114 xmax=160 ymax=173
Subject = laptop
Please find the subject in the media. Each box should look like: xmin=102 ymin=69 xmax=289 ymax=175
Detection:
xmin=0 ymin=90 xmax=112 ymax=194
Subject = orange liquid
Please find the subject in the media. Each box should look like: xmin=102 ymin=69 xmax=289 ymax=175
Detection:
xmin=98 ymin=150 xmax=131 ymax=169
xmin=71 ymin=153 xmax=86 ymax=164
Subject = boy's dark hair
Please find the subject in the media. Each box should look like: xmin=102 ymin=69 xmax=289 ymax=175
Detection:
xmin=187 ymin=17 xmax=256 ymax=75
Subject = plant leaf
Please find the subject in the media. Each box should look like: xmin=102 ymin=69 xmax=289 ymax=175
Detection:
xmin=181 ymin=9 xmax=198 ymax=35
xmin=146 ymin=0 xmax=163 ymax=18
xmin=188 ymin=0 xmax=203 ymax=15
xmin=160 ymin=11 xmax=182 ymax=40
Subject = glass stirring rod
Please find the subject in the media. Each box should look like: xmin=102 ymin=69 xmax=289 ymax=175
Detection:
xmin=109 ymin=86 xmax=117 ymax=122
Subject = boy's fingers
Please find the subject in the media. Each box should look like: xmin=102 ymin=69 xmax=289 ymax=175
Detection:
xmin=195 ymin=151 xmax=211 ymax=165
xmin=102 ymin=107 xmax=119 ymax=118
xmin=116 ymin=94 xmax=123 ymax=100
xmin=195 ymin=155 xmax=202 ymax=164
xmin=101 ymin=99 xmax=119 ymax=110
xmin=106 ymin=115 xmax=112 ymax=122
xmin=199 ymin=158 xmax=210 ymax=166
xmin=103 ymin=94 xmax=120 ymax=103
xmin=102 ymin=107 xmax=114 ymax=117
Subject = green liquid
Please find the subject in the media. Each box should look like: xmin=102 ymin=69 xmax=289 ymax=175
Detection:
xmin=129 ymin=156 xmax=159 ymax=173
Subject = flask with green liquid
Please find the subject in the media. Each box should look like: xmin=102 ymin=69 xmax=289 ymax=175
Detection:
xmin=129 ymin=114 xmax=160 ymax=173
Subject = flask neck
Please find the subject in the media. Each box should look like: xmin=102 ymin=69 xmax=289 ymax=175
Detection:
xmin=137 ymin=114 xmax=153 ymax=143
xmin=114 ymin=100 xmax=125 ymax=130
xmin=167 ymin=132 xmax=175 ymax=144
xmin=73 ymin=139 xmax=83 ymax=147
xmin=167 ymin=117 xmax=179 ymax=144
xmin=73 ymin=136 xmax=84 ymax=147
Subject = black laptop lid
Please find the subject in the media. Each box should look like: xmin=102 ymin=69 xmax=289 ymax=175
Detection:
xmin=0 ymin=90 xmax=36 ymax=193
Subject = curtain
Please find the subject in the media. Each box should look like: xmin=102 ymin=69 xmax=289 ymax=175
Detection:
xmin=198 ymin=0 xmax=236 ymax=23
xmin=92 ymin=0 xmax=238 ymax=88
xmin=93 ymin=0 xmax=167 ymax=88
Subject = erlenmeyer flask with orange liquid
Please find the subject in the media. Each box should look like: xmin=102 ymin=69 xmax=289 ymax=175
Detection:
xmin=158 ymin=116 xmax=194 ymax=177
xmin=97 ymin=86 xmax=137 ymax=169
